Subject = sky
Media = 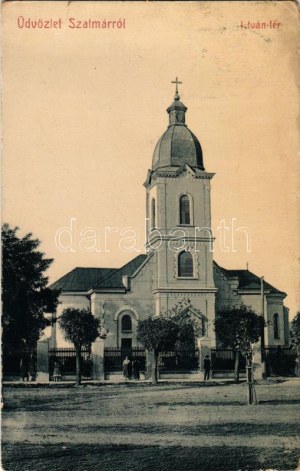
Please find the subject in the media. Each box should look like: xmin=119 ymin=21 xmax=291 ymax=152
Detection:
xmin=2 ymin=1 xmax=299 ymax=316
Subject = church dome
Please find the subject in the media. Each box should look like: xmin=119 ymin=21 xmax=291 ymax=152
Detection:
xmin=152 ymin=87 xmax=204 ymax=171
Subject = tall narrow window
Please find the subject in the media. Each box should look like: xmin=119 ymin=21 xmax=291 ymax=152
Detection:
xmin=178 ymin=251 xmax=193 ymax=277
xmin=151 ymin=198 xmax=156 ymax=229
xmin=122 ymin=314 xmax=132 ymax=332
xmin=179 ymin=195 xmax=191 ymax=225
xmin=273 ymin=313 xmax=280 ymax=339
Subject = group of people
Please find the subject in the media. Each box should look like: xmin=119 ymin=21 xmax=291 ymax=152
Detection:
xmin=122 ymin=356 xmax=141 ymax=380
xmin=124 ymin=355 xmax=210 ymax=381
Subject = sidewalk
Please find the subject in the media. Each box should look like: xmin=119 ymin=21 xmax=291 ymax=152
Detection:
xmin=3 ymin=377 xmax=298 ymax=388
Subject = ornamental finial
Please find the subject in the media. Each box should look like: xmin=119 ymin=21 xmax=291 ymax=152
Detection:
xmin=171 ymin=77 xmax=182 ymax=101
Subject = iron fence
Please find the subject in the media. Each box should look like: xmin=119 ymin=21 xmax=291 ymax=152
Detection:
xmin=49 ymin=348 xmax=90 ymax=376
xmin=158 ymin=349 xmax=199 ymax=371
xmin=211 ymin=348 xmax=246 ymax=371
xmin=2 ymin=346 xmax=37 ymax=377
xmin=263 ymin=346 xmax=297 ymax=376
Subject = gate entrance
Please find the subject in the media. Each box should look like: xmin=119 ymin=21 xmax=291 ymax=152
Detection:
xmin=104 ymin=347 xmax=146 ymax=375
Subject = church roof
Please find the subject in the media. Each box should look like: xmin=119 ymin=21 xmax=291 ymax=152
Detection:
xmin=93 ymin=254 xmax=147 ymax=289
xmin=49 ymin=254 xmax=147 ymax=292
xmin=49 ymin=267 xmax=116 ymax=292
xmin=50 ymin=256 xmax=285 ymax=297
xmin=214 ymin=262 xmax=286 ymax=296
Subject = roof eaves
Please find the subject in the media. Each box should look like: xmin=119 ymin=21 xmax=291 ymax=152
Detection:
xmin=88 ymin=287 xmax=126 ymax=294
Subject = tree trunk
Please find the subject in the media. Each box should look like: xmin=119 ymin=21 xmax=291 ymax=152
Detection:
xmin=247 ymin=356 xmax=254 ymax=404
xmin=75 ymin=346 xmax=81 ymax=386
xmin=152 ymin=350 xmax=158 ymax=385
xmin=234 ymin=350 xmax=240 ymax=383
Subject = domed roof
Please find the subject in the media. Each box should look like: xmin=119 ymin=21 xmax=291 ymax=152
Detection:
xmin=152 ymin=92 xmax=204 ymax=171
xmin=152 ymin=125 xmax=204 ymax=170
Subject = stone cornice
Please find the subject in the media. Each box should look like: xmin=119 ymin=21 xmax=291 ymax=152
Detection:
xmin=144 ymin=165 xmax=215 ymax=188
xmin=152 ymin=287 xmax=218 ymax=294
xmin=238 ymin=289 xmax=286 ymax=298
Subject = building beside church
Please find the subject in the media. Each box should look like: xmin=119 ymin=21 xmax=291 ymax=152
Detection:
xmin=50 ymin=85 xmax=289 ymax=356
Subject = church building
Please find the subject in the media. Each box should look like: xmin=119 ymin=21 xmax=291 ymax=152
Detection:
xmin=50 ymin=83 xmax=289 ymax=353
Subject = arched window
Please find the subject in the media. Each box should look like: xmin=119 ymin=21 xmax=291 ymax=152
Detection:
xmin=151 ymin=198 xmax=156 ymax=229
xmin=273 ymin=313 xmax=280 ymax=339
xmin=178 ymin=251 xmax=193 ymax=277
xmin=179 ymin=195 xmax=191 ymax=225
xmin=121 ymin=314 xmax=132 ymax=332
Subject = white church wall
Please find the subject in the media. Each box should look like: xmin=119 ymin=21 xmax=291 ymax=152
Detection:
xmin=160 ymin=174 xmax=211 ymax=231
xmin=90 ymin=295 xmax=154 ymax=348
xmin=241 ymin=293 xmax=287 ymax=347
xmin=238 ymin=294 xmax=262 ymax=317
xmin=213 ymin=266 xmax=242 ymax=310
xmin=91 ymin=257 xmax=155 ymax=347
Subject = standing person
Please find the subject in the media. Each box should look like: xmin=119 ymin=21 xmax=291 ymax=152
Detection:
xmin=53 ymin=361 xmax=61 ymax=382
xmin=132 ymin=360 xmax=140 ymax=380
xmin=20 ymin=356 xmax=29 ymax=382
xmin=84 ymin=355 xmax=93 ymax=380
xmin=29 ymin=354 xmax=36 ymax=382
xmin=123 ymin=356 xmax=130 ymax=380
xmin=204 ymin=354 xmax=211 ymax=382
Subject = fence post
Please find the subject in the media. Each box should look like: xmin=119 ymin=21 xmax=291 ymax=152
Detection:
xmin=49 ymin=313 xmax=57 ymax=349
xmin=36 ymin=340 xmax=50 ymax=382
xmin=295 ymin=346 xmax=300 ymax=377
xmin=198 ymin=337 xmax=212 ymax=379
xmin=145 ymin=349 xmax=155 ymax=381
xmin=92 ymin=338 xmax=105 ymax=380
xmin=252 ymin=344 xmax=265 ymax=380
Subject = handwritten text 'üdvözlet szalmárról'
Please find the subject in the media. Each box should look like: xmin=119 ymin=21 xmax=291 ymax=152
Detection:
xmin=17 ymin=17 xmax=126 ymax=29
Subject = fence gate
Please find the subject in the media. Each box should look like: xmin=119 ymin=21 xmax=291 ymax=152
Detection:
xmin=104 ymin=347 xmax=146 ymax=374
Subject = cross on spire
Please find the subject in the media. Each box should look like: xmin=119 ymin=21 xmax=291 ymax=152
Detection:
xmin=171 ymin=77 xmax=182 ymax=96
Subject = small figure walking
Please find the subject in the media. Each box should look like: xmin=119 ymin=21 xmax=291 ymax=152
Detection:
xmin=204 ymin=354 xmax=211 ymax=382
xmin=123 ymin=356 xmax=131 ymax=380
xmin=53 ymin=362 xmax=61 ymax=382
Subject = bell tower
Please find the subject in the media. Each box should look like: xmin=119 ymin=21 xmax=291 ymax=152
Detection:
xmin=144 ymin=79 xmax=217 ymax=342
